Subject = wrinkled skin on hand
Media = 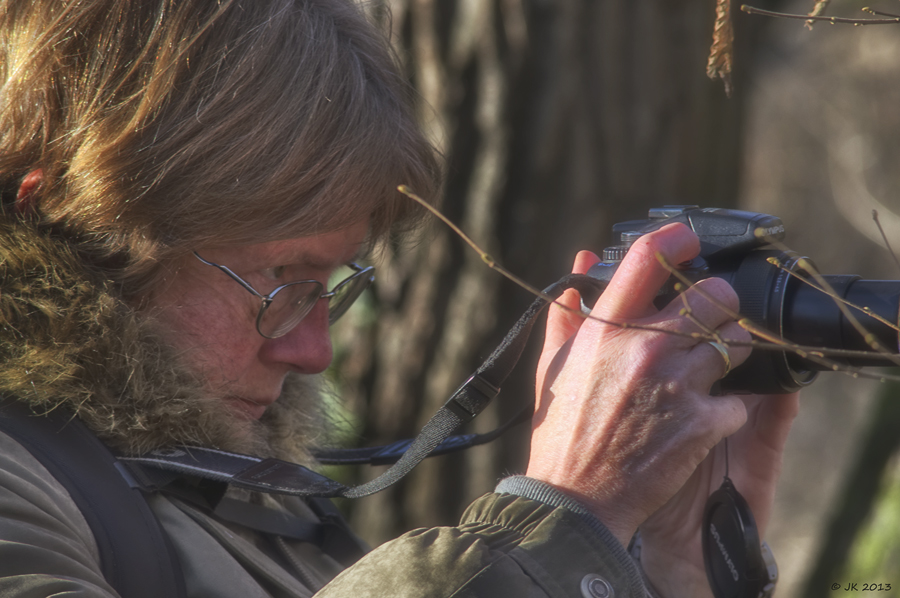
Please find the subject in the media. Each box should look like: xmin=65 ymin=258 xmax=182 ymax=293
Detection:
xmin=526 ymin=223 xmax=799 ymax=598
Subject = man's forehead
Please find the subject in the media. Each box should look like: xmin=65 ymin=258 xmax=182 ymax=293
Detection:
xmin=226 ymin=222 xmax=369 ymax=267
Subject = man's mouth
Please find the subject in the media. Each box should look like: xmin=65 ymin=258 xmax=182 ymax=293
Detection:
xmin=224 ymin=396 xmax=276 ymax=420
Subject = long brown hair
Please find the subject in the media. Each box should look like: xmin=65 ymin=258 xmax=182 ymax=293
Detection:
xmin=0 ymin=0 xmax=441 ymax=293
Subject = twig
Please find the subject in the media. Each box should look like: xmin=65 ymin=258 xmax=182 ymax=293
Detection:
xmin=401 ymin=185 xmax=900 ymax=383
xmin=679 ymin=300 xmax=725 ymax=342
xmin=741 ymin=5 xmax=900 ymax=24
xmin=399 ymin=185 xmax=549 ymax=304
xmin=754 ymin=234 xmax=900 ymax=367
xmin=765 ymin=257 xmax=900 ymax=333
xmin=658 ymin=253 xmax=900 ymax=380
xmin=864 ymin=7 xmax=900 ymax=19
xmin=400 ymin=187 xmax=728 ymax=342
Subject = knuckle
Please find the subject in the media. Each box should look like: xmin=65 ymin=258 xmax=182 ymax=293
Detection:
xmin=660 ymin=376 xmax=693 ymax=400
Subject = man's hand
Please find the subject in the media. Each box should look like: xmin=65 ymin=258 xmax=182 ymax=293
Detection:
xmin=527 ymin=223 xmax=754 ymax=543
xmin=525 ymin=222 xmax=799 ymax=598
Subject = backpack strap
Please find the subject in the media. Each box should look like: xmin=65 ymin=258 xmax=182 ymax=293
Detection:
xmin=0 ymin=398 xmax=187 ymax=598
xmin=305 ymin=496 xmax=370 ymax=567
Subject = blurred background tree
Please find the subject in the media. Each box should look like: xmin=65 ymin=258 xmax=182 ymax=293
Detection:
xmin=326 ymin=0 xmax=900 ymax=595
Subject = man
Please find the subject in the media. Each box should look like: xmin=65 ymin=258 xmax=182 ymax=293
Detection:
xmin=0 ymin=1 xmax=798 ymax=596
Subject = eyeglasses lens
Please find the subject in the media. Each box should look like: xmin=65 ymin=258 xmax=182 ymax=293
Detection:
xmin=327 ymin=271 xmax=370 ymax=324
xmin=258 ymin=282 xmax=322 ymax=339
xmin=257 ymin=268 xmax=373 ymax=338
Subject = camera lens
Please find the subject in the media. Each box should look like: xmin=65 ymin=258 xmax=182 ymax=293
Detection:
xmin=713 ymin=250 xmax=900 ymax=394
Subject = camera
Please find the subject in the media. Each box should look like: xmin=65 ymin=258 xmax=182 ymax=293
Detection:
xmin=586 ymin=206 xmax=900 ymax=394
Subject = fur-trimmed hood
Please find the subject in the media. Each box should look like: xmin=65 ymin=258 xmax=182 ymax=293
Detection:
xmin=0 ymin=218 xmax=324 ymax=462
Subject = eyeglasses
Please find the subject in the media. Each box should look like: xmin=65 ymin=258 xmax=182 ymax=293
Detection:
xmin=193 ymin=252 xmax=374 ymax=339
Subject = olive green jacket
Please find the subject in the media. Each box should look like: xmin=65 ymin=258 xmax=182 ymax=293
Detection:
xmin=0 ymin=219 xmax=650 ymax=597
xmin=0 ymin=427 xmax=647 ymax=597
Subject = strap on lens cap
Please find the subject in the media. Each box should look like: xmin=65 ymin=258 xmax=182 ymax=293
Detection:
xmin=702 ymin=477 xmax=775 ymax=598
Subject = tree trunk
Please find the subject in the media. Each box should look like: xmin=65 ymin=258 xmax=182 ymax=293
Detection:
xmin=330 ymin=0 xmax=781 ymax=545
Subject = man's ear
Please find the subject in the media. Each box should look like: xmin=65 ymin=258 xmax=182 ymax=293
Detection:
xmin=15 ymin=169 xmax=44 ymax=215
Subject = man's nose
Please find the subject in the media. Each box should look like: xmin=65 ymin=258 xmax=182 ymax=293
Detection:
xmin=262 ymin=298 xmax=333 ymax=374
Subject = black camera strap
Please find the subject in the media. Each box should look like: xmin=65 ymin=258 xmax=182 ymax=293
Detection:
xmin=121 ymin=273 xmax=607 ymax=499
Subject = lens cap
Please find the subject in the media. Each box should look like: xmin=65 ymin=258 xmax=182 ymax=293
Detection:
xmin=702 ymin=477 xmax=776 ymax=598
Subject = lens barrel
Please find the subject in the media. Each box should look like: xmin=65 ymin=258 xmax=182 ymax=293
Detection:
xmin=714 ymin=250 xmax=900 ymax=394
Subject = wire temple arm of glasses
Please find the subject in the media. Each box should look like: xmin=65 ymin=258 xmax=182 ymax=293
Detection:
xmin=193 ymin=251 xmax=266 ymax=299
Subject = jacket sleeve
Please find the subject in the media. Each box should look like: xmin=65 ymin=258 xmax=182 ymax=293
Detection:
xmin=316 ymin=476 xmax=648 ymax=598
xmin=0 ymin=432 xmax=120 ymax=597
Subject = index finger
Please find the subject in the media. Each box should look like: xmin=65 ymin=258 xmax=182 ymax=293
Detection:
xmin=593 ymin=222 xmax=700 ymax=321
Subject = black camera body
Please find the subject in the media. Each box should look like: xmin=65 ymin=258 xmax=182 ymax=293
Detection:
xmin=587 ymin=206 xmax=900 ymax=394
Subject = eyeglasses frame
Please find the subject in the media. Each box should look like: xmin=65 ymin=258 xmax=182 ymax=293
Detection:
xmin=193 ymin=251 xmax=374 ymax=339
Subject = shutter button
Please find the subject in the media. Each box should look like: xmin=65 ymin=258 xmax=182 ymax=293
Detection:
xmin=581 ymin=574 xmax=614 ymax=598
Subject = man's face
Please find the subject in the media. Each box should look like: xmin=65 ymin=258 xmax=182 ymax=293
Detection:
xmin=142 ymin=221 xmax=369 ymax=421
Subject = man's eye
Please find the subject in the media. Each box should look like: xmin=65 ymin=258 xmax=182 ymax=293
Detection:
xmin=262 ymin=265 xmax=286 ymax=280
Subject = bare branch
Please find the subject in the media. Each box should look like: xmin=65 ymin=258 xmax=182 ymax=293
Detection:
xmin=742 ymin=4 xmax=900 ymax=25
xmin=756 ymin=233 xmax=900 ymax=367
xmin=766 ymin=256 xmax=899 ymax=333
xmin=864 ymin=7 xmax=900 ymax=19
xmin=659 ymin=252 xmax=900 ymax=381
xmin=401 ymin=185 xmax=900 ymax=386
